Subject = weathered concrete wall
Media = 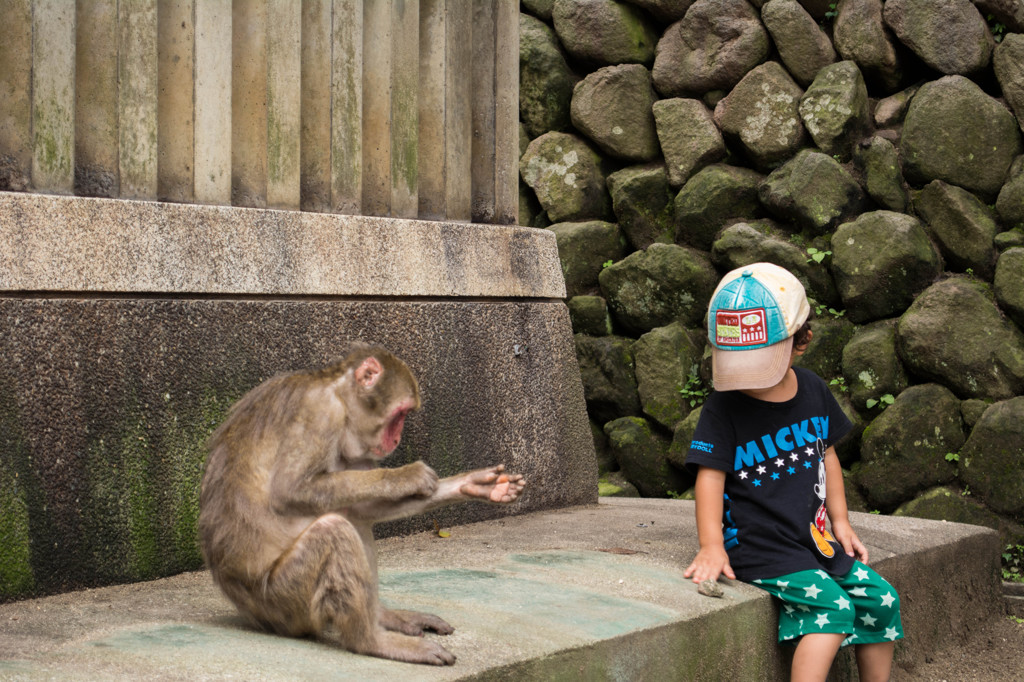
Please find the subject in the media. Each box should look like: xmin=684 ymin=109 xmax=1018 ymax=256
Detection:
xmin=0 ymin=192 xmax=595 ymax=601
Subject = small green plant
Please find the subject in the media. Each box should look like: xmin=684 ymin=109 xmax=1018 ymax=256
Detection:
xmin=1003 ymin=544 xmax=1024 ymax=583
xmin=679 ymin=364 xmax=710 ymax=408
xmin=602 ymin=259 xmax=614 ymax=269
xmin=829 ymin=377 xmax=848 ymax=393
xmin=961 ymin=484 xmax=971 ymax=497
xmin=870 ymin=510 xmax=881 ymax=515
xmin=806 ymin=247 xmax=832 ymax=265
xmin=1009 ymin=615 xmax=1024 ymax=625
xmin=814 ymin=303 xmax=845 ymax=318
xmin=988 ymin=14 xmax=1006 ymax=42
xmin=865 ymin=393 xmax=895 ymax=410
xmin=945 ymin=452 xmax=960 ymax=463
xmin=825 ymin=3 xmax=838 ymax=20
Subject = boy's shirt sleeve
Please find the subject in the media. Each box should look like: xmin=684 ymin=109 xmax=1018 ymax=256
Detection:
xmin=685 ymin=392 xmax=733 ymax=474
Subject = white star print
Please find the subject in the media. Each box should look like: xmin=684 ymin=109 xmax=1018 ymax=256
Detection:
xmin=860 ymin=614 xmax=877 ymax=627
xmin=757 ymin=465 xmax=767 ymax=474
xmin=804 ymin=584 xmax=822 ymax=599
xmin=805 ymin=446 xmax=815 ymax=457
xmin=791 ymin=453 xmax=800 ymax=461
xmin=776 ymin=580 xmax=789 ymax=590
xmin=855 ymin=567 xmax=870 ymax=581
xmin=835 ymin=596 xmax=851 ymax=610
xmin=739 ymin=470 xmax=749 ymax=479
xmin=881 ymin=592 xmax=896 ymax=607
xmin=815 ymin=613 xmax=830 ymax=628
xmin=784 ymin=604 xmax=795 ymax=614
xmin=775 ymin=458 xmax=785 ymax=467
xmin=885 ymin=627 xmax=899 ymax=641
xmin=815 ymin=570 xmax=829 ymax=580
xmin=850 ymin=587 xmax=868 ymax=598
xmin=798 ymin=604 xmax=811 ymax=612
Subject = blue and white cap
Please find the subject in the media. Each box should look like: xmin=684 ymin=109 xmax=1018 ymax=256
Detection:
xmin=707 ymin=263 xmax=810 ymax=391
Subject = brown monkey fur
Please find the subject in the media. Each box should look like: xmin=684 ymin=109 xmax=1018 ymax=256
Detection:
xmin=198 ymin=345 xmax=525 ymax=665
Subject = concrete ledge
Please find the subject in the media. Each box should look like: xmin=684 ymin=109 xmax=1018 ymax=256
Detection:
xmin=0 ymin=499 xmax=1001 ymax=680
xmin=0 ymin=192 xmax=565 ymax=298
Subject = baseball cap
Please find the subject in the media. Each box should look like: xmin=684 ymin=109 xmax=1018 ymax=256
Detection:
xmin=707 ymin=263 xmax=810 ymax=392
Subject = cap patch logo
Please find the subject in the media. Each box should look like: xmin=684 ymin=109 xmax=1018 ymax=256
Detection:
xmin=715 ymin=308 xmax=767 ymax=347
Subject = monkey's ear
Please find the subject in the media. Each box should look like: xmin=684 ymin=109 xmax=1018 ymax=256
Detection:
xmin=354 ymin=356 xmax=383 ymax=388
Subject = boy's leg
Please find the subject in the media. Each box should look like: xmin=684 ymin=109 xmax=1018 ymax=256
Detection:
xmin=792 ymin=633 xmax=846 ymax=682
xmin=855 ymin=641 xmax=895 ymax=682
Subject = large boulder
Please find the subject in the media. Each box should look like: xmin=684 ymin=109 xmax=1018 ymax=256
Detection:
xmin=599 ymin=243 xmax=718 ymax=333
xmin=976 ymin=0 xmax=1024 ymax=32
xmin=912 ymin=180 xmax=999 ymax=279
xmin=841 ymin=320 xmax=909 ymax=412
xmin=652 ymin=0 xmax=770 ymax=96
xmin=994 ymin=33 xmax=1024 ymax=133
xmin=900 ymin=76 xmax=1023 ymax=201
xmin=897 ymin=277 xmax=1024 ymax=400
xmin=797 ymin=61 xmax=870 ymax=160
xmin=570 ymin=64 xmax=660 ymax=162
xmin=995 ymin=247 xmax=1024 ymax=329
xmin=996 ymin=156 xmax=1024 ymax=230
xmin=547 ymin=221 xmax=628 ymax=298
xmin=604 ymin=416 xmax=689 ymax=498
xmin=854 ymin=136 xmax=909 ymax=213
xmin=574 ymin=334 xmax=642 ymax=425
xmin=710 ymin=222 xmax=839 ymax=305
xmin=883 ymin=0 xmax=994 ymax=75
xmin=652 ymin=98 xmax=728 ymax=188
xmin=520 ymin=132 xmax=611 ymax=223
xmin=606 ymin=164 xmax=675 ymax=250
xmin=960 ymin=397 xmax=1024 ymax=520
xmin=551 ymin=0 xmax=659 ymax=66
xmin=855 ymin=384 xmax=964 ymax=511
xmin=833 ymin=0 xmax=902 ymax=92
xmin=714 ymin=61 xmax=808 ymax=169
xmin=674 ymin=164 xmax=765 ymax=250
xmin=760 ymin=0 xmax=836 ymax=87
xmin=519 ymin=13 xmax=577 ymax=138
xmin=758 ymin=150 xmax=866 ymax=235
xmin=633 ymin=322 xmax=705 ymax=430
xmin=831 ymin=211 xmax=943 ymax=323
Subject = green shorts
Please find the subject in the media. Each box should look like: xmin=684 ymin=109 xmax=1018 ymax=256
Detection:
xmin=752 ymin=562 xmax=904 ymax=647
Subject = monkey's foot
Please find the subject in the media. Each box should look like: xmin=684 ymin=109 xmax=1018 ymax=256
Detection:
xmin=459 ymin=465 xmax=526 ymax=504
xmin=368 ymin=631 xmax=456 ymax=666
xmin=380 ymin=608 xmax=454 ymax=636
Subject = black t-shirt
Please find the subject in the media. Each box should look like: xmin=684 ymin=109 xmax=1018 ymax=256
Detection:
xmin=686 ymin=367 xmax=855 ymax=581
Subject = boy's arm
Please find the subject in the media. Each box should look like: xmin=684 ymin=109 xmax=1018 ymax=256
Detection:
xmin=683 ymin=466 xmax=736 ymax=583
xmin=823 ymin=445 xmax=868 ymax=562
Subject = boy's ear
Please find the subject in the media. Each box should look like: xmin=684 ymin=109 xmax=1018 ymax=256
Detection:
xmin=793 ymin=328 xmax=813 ymax=355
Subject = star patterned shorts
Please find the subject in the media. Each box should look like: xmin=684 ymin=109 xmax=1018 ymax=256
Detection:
xmin=752 ymin=562 xmax=904 ymax=647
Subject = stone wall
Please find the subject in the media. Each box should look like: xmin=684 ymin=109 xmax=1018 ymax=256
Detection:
xmin=519 ymin=0 xmax=1024 ymax=558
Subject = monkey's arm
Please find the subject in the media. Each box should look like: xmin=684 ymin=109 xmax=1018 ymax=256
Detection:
xmin=271 ymin=461 xmax=439 ymax=516
xmin=348 ymin=464 xmax=525 ymax=523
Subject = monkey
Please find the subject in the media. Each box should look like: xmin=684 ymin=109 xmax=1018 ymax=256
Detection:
xmin=198 ymin=345 xmax=526 ymax=666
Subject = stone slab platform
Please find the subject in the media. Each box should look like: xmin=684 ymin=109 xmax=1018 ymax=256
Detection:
xmin=0 ymin=499 xmax=1001 ymax=681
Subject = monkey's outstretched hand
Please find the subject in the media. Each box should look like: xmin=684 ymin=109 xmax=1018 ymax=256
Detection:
xmin=457 ymin=464 xmax=526 ymax=504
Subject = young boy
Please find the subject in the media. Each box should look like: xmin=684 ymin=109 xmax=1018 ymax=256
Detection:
xmin=684 ymin=263 xmax=903 ymax=682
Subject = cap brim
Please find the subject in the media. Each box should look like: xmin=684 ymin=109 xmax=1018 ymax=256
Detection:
xmin=711 ymin=336 xmax=794 ymax=392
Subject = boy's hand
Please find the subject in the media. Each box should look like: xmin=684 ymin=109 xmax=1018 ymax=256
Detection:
xmin=684 ymin=544 xmax=736 ymax=584
xmin=831 ymin=519 xmax=869 ymax=563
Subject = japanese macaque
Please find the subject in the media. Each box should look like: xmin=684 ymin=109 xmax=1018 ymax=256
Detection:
xmin=198 ymin=345 xmax=526 ymax=665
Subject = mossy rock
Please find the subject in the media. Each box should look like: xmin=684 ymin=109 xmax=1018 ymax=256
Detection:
xmin=568 ymin=295 xmax=614 ymax=337
xmin=574 ymin=334 xmax=641 ymax=425
xmin=606 ymin=163 xmax=675 ymax=250
xmin=960 ymin=396 xmax=1024 ymax=520
xmin=840 ymin=319 xmax=909 ymax=413
xmin=633 ymin=322 xmax=705 ymax=430
xmin=674 ymin=164 xmax=765 ymax=251
xmin=548 ymin=221 xmax=627 ymax=298
xmin=794 ymin=315 xmax=855 ymax=381
xmin=855 ymin=384 xmax=964 ymax=511
xmin=603 ymin=416 xmax=688 ymax=498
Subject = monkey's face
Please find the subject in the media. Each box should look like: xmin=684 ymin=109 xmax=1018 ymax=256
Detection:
xmin=373 ymin=399 xmax=417 ymax=457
